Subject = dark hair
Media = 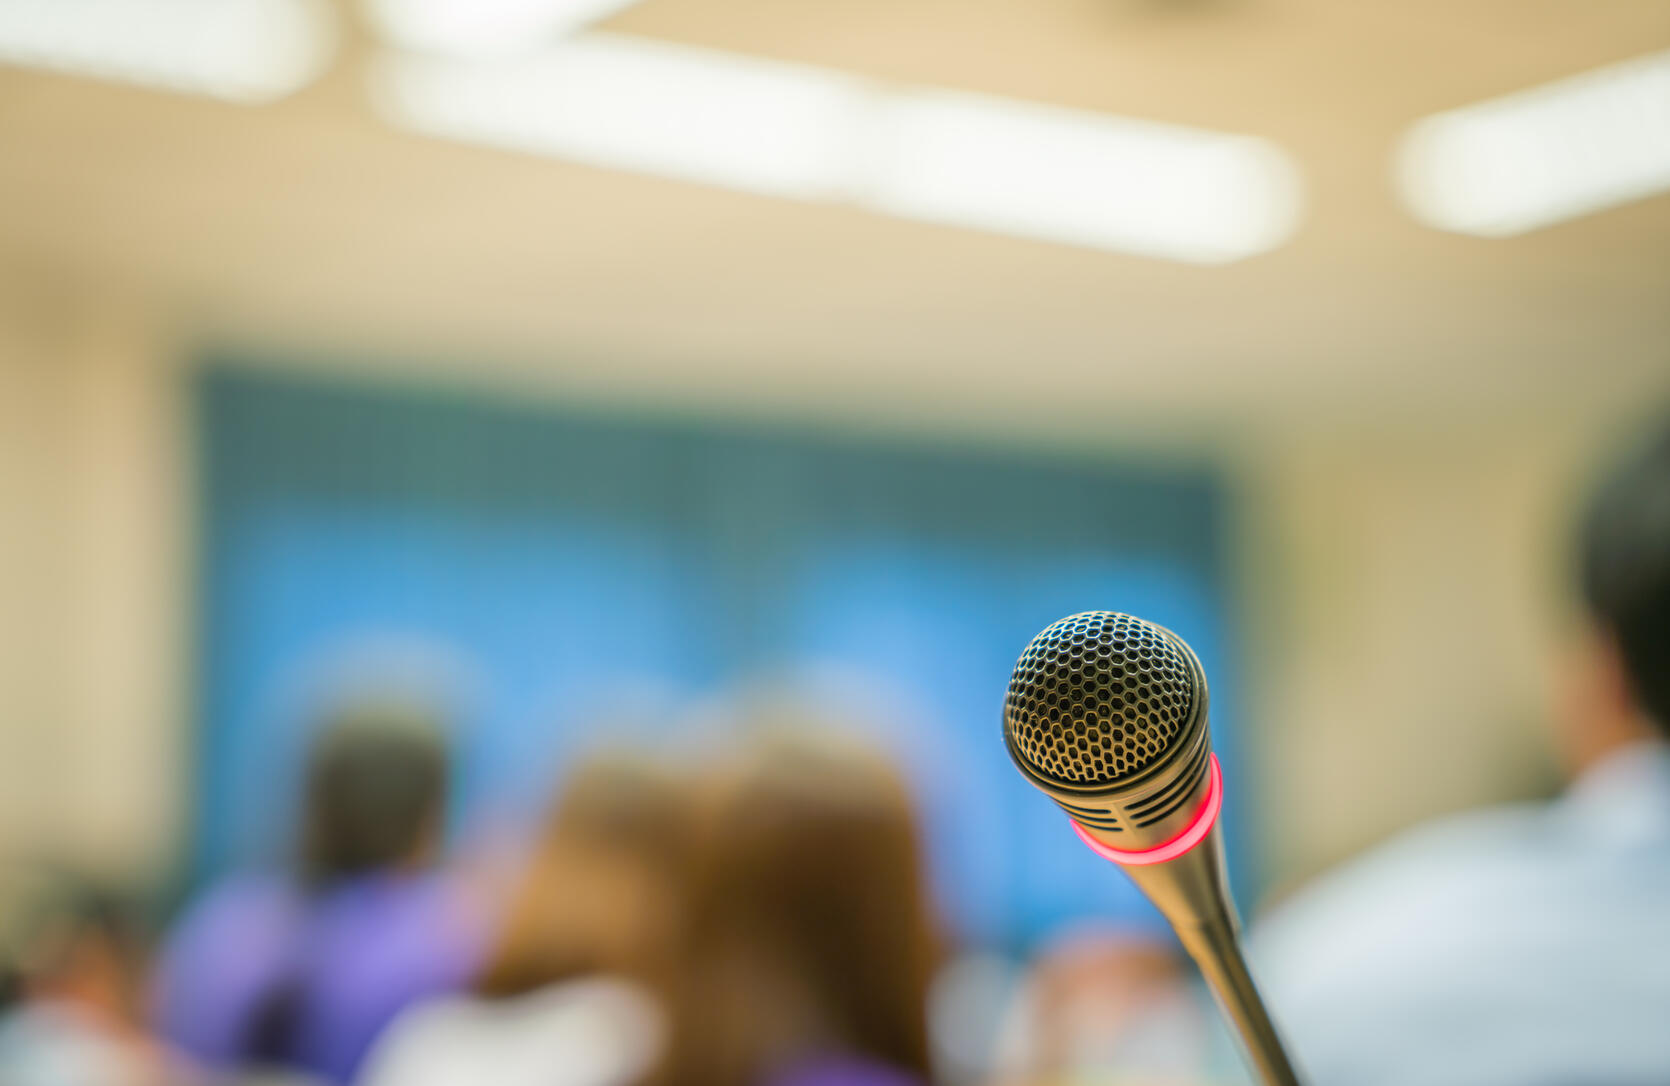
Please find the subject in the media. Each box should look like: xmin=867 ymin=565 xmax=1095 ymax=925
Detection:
xmin=1579 ymin=417 xmax=1670 ymax=733
xmin=241 ymin=707 xmax=451 ymax=1064
xmin=662 ymin=732 xmax=940 ymax=1086
xmin=0 ymin=869 xmax=145 ymax=1016
xmin=299 ymin=705 xmax=449 ymax=884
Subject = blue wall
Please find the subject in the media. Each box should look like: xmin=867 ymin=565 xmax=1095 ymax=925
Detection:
xmin=195 ymin=365 xmax=1243 ymax=946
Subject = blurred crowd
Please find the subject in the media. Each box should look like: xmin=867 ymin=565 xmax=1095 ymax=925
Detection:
xmin=0 ymin=709 xmax=1219 ymax=1086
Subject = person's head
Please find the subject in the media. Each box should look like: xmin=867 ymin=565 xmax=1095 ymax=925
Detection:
xmin=0 ymin=869 xmax=147 ymax=1023
xmin=1005 ymin=925 xmax=1206 ymax=1080
xmin=299 ymin=703 xmax=450 ymax=885
xmin=1566 ymin=417 xmax=1670 ymax=766
xmin=664 ymin=731 xmax=941 ymax=1086
xmin=477 ymin=750 xmax=694 ymax=998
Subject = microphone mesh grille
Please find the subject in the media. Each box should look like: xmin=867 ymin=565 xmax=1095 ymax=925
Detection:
xmin=1005 ymin=612 xmax=1194 ymax=785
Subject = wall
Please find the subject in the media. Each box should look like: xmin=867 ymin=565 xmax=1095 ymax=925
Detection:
xmin=1243 ymin=421 xmax=1616 ymax=893
xmin=0 ymin=275 xmax=189 ymax=883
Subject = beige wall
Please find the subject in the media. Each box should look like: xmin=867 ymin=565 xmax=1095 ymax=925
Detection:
xmin=0 ymin=276 xmax=189 ymax=882
xmin=1242 ymin=421 xmax=1620 ymax=894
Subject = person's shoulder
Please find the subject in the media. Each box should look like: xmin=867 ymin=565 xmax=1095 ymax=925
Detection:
xmin=1272 ymin=800 xmax=1550 ymax=912
xmin=353 ymin=994 xmax=486 ymax=1086
xmin=368 ymin=991 xmax=488 ymax=1046
xmin=501 ymin=976 xmax=665 ymax=1068
xmin=0 ymin=1001 xmax=150 ymax=1085
xmin=1252 ymin=794 xmax=1670 ymax=1085
xmin=1252 ymin=801 xmax=1553 ymax=980
xmin=359 ymin=977 xmax=664 ymax=1086
xmin=182 ymin=870 xmax=297 ymax=920
xmin=163 ymin=870 xmax=299 ymax=958
xmin=380 ymin=869 xmax=492 ymax=939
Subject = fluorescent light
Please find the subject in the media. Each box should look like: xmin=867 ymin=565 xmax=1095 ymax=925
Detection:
xmin=370 ymin=34 xmax=1305 ymax=263
xmin=364 ymin=0 xmax=643 ymax=57
xmin=1397 ymin=49 xmax=1670 ymax=236
xmin=0 ymin=0 xmax=335 ymax=104
xmin=371 ymin=36 xmax=870 ymax=200
xmin=863 ymin=89 xmax=1302 ymax=263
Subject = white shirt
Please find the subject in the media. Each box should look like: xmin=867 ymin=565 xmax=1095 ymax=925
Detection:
xmin=0 ymin=1004 xmax=145 ymax=1086
xmin=355 ymin=976 xmax=662 ymax=1086
xmin=1253 ymin=741 xmax=1670 ymax=1086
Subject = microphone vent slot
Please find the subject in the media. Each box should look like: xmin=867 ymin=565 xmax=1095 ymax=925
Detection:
xmin=1004 ymin=611 xmax=1195 ymax=787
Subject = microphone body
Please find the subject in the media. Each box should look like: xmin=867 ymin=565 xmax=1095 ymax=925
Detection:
xmin=1004 ymin=612 xmax=1301 ymax=1086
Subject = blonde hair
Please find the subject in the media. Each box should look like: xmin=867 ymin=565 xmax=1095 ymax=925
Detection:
xmin=477 ymin=752 xmax=693 ymax=999
xmin=662 ymin=731 xmax=941 ymax=1086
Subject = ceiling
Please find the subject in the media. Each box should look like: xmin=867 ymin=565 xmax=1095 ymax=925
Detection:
xmin=0 ymin=0 xmax=1666 ymax=445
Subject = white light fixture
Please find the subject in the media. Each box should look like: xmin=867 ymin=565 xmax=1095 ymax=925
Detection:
xmin=371 ymin=34 xmax=1305 ymax=264
xmin=0 ymin=0 xmax=335 ymax=104
xmin=371 ymin=35 xmax=870 ymax=201
xmin=363 ymin=0 xmax=643 ymax=58
xmin=865 ymin=89 xmax=1302 ymax=264
xmin=1398 ymin=49 xmax=1670 ymax=237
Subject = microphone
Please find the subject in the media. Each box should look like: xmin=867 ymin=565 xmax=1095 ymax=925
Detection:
xmin=1004 ymin=612 xmax=1301 ymax=1086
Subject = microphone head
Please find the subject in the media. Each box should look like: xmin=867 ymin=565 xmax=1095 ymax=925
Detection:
xmin=1005 ymin=611 xmax=1200 ymax=786
xmin=1004 ymin=612 xmax=1212 ymax=846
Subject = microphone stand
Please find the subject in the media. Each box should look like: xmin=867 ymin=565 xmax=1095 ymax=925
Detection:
xmin=1118 ymin=827 xmax=1303 ymax=1086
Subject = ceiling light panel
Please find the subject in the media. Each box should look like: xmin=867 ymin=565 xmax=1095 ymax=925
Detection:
xmin=0 ymin=0 xmax=335 ymax=104
xmin=1398 ymin=49 xmax=1670 ymax=236
xmin=372 ymin=34 xmax=1304 ymax=264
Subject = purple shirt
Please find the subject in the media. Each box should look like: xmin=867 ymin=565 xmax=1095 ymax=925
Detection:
xmin=152 ymin=871 xmax=484 ymax=1085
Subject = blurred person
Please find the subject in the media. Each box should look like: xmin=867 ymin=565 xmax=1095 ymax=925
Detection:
xmin=0 ymin=870 xmax=185 ymax=1086
xmin=152 ymin=704 xmax=484 ymax=1085
xmin=357 ymin=751 xmax=691 ymax=1086
xmin=661 ymin=730 xmax=942 ymax=1086
xmin=989 ymin=925 xmax=1220 ymax=1086
xmin=1255 ymin=417 xmax=1670 ymax=1086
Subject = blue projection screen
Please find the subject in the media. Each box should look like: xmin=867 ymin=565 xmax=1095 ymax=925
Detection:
xmin=195 ymin=365 xmax=1243 ymax=946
